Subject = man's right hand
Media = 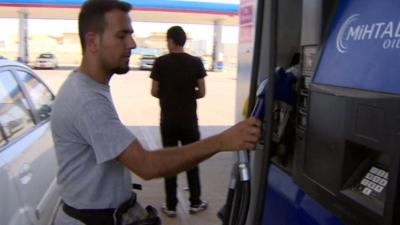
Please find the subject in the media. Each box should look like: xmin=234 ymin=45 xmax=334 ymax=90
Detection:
xmin=217 ymin=117 xmax=262 ymax=151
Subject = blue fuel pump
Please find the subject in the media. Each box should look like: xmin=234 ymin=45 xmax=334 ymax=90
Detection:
xmin=257 ymin=0 xmax=400 ymax=225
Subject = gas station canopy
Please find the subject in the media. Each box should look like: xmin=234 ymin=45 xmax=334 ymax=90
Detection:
xmin=0 ymin=0 xmax=239 ymax=25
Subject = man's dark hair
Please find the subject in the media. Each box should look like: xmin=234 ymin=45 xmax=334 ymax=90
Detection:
xmin=78 ymin=0 xmax=132 ymax=51
xmin=167 ymin=26 xmax=187 ymax=47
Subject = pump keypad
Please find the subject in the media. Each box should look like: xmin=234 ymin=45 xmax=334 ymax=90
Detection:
xmin=358 ymin=166 xmax=388 ymax=199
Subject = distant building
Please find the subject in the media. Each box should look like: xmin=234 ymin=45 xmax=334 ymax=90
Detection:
xmin=0 ymin=29 xmax=236 ymax=70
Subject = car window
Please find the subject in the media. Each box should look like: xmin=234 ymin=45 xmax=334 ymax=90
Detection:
xmin=15 ymin=70 xmax=54 ymax=122
xmin=142 ymin=55 xmax=156 ymax=60
xmin=0 ymin=70 xmax=35 ymax=145
xmin=38 ymin=54 xmax=54 ymax=59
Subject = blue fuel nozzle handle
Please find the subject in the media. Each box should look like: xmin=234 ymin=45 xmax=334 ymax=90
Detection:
xmin=238 ymin=78 xmax=268 ymax=181
xmin=250 ymin=79 xmax=268 ymax=120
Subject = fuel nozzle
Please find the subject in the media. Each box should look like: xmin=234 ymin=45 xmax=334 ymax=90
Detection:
xmin=238 ymin=78 xmax=268 ymax=182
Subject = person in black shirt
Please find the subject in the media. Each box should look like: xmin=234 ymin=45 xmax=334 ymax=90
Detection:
xmin=150 ymin=26 xmax=208 ymax=217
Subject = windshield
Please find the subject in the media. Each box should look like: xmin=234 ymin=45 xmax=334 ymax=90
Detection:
xmin=38 ymin=54 xmax=54 ymax=59
xmin=142 ymin=55 xmax=157 ymax=59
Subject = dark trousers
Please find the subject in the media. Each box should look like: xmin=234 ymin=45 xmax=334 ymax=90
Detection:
xmin=161 ymin=123 xmax=202 ymax=210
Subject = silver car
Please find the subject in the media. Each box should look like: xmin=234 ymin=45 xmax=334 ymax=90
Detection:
xmin=0 ymin=59 xmax=60 ymax=225
xmin=34 ymin=53 xmax=58 ymax=69
xmin=139 ymin=54 xmax=157 ymax=70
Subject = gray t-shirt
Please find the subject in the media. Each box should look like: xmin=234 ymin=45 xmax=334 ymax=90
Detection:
xmin=51 ymin=70 xmax=135 ymax=212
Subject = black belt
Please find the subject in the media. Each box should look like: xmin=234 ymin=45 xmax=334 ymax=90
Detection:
xmin=62 ymin=192 xmax=161 ymax=225
xmin=62 ymin=202 xmax=115 ymax=225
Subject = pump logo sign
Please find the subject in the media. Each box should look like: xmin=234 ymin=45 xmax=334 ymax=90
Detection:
xmin=336 ymin=13 xmax=400 ymax=53
xmin=315 ymin=0 xmax=400 ymax=95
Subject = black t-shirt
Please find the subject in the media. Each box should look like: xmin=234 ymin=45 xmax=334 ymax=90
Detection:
xmin=150 ymin=53 xmax=207 ymax=126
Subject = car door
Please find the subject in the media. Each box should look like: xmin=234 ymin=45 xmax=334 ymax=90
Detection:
xmin=0 ymin=69 xmax=33 ymax=225
xmin=3 ymin=67 xmax=59 ymax=225
xmin=15 ymin=69 xmax=59 ymax=224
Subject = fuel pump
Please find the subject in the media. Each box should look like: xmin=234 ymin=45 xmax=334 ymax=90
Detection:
xmin=234 ymin=0 xmax=400 ymax=225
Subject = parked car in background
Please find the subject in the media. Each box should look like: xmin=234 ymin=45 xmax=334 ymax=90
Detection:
xmin=139 ymin=54 xmax=157 ymax=70
xmin=132 ymin=48 xmax=161 ymax=70
xmin=0 ymin=60 xmax=60 ymax=225
xmin=34 ymin=53 xmax=58 ymax=69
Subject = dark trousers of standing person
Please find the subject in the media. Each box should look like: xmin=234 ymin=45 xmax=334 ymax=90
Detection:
xmin=161 ymin=123 xmax=202 ymax=210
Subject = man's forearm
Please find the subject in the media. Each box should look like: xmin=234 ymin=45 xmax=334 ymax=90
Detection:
xmin=195 ymin=90 xmax=205 ymax=99
xmin=151 ymin=91 xmax=159 ymax=98
xmin=151 ymin=80 xmax=160 ymax=98
xmin=120 ymin=118 xmax=261 ymax=181
xmin=145 ymin=135 xmax=221 ymax=179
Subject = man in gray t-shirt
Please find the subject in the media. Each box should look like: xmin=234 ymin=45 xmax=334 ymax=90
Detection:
xmin=52 ymin=1 xmax=261 ymax=225
xmin=52 ymin=70 xmax=134 ymax=224
xmin=52 ymin=70 xmax=134 ymax=209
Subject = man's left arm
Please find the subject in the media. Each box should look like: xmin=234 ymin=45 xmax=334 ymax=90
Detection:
xmin=195 ymin=57 xmax=207 ymax=99
xmin=151 ymin=80 xmax=160 ymax=98
xmin=195 ymin=78 xmax=205 ymax=99
xmin=150 ymin=58 xmax=160 ymax=98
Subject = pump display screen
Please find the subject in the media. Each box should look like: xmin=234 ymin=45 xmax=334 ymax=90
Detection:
xmin=313 ymin=0 xmax=400 ymax=95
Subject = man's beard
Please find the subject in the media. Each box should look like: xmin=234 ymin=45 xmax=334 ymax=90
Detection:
xmin=111 ymin=66 xmax=130 ymax=75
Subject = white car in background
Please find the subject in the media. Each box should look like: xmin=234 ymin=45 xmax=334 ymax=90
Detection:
xmin=34 ymin=53 xmax=58 ymax=69
xmin=0 ymin=60 xmax=60 ymax=225
xmin=139 ymin=54 xmax=157 ymax=70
